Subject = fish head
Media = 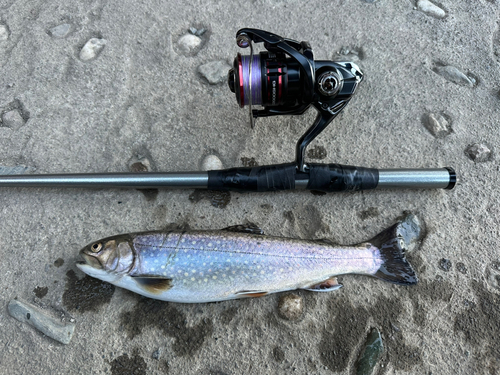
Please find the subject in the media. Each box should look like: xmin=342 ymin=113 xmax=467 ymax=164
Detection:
xmin=78 ymin=234 xmax=135 ymax=274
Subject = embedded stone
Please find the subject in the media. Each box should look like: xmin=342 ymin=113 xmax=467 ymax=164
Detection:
xmin=79 ymin=38 xmax=107 ymax=61
xmin=177 ymin=34 xmax=201 ymax=54
xmin=277 ymin=293 xmax=304 ymax=321
xmin=433 ymin=65 xmax=474 ymax=87
xmin=198 ymin=61 xmax=231 ymax=85
xmin=8 ymin=299 xmax=75 ymax=345
xmin=50 ymin=24 xmax=71 ymax=38
xmin=355 ymin=328 xmax=384 ymax=375
xmin=201 ymin=155 xmax=223 ymax=171
xmin=465 ymin=143 xmax=492 ymax=162
xmin=438 ymin=258 xmax=452 ymax=272
xmin=423 ymin=112 xmax=452 ymax=138
xmin=1 ymin=109 xmax=25 ymax=129
xmin=417 ymin=0 xmax=446 ymax=19
xmin=0 ymin=24 xmax=9 ymax=40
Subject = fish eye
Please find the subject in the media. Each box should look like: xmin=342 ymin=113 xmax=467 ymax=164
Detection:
xmin=90 ymin=242 xmax=102 ymax=253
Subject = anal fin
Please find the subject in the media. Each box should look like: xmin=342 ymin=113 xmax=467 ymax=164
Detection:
xmin=303 ymin=277 xmax=343 ymax=292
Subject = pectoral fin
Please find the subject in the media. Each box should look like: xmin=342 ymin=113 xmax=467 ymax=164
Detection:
xmin=303 ymin=277 xmax=343 ymax=292
xmin=132 ymin=276 xmax=173 ymax=294
xmin=235 ymin=290 xmax=268 ymax=298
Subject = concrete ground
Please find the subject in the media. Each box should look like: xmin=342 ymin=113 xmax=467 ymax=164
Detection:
xmin=0 ymin=0 xmax=499 ymax=374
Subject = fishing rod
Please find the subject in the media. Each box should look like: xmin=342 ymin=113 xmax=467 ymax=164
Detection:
xmin=0 ymin=28 xmax=456 ymax=193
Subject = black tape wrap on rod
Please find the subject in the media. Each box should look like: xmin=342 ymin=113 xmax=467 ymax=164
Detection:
xmin=207 ymin=163 xmax=379 ymax=192
xmin=306 ymin=163 xmax=379 ymax=192
xmin=207 ymin=163 xmax=297 ymax=192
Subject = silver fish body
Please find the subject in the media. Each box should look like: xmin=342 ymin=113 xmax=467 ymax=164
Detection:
xmin=77 ymin=216 xmax=419 ymax=303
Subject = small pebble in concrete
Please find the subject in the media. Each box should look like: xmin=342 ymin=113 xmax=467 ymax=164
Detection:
xmin=465 ymin=143 xmax=492 ymax=162
xmin=54 ymin=258 xmax=64 ymax=267
xmin=355 ymin=328 xmax=384 ymax=375
xmin=198 ymin=61 xmax=231 ymax=85
xmin=195 ymin=28 xmax=207 ymax=37
xmin=277 ymin=293 xmax=304 ymax=321
xmin=417 ymin=0 xmax=446 ymax=19
xmin=33 ymin=286 xmax=48 ymax=299
xmin=1 ymin=109 xmax=25 ymax=130
xmin=177 ymin=34 xmax=202 ymax=54
xmin=438 ymin=258 xmax=452 ymax=272
xmin=152 ymin=348 xmax=161 ymax=360
xmin=49 ymin=23 xmax=71 ymax=38
xmin=201 ymin=154 xmax=223 ymax=171
xmin=0 ymin=165 xmax=30 ymax=175
xmin=456 ymin=262 xmax=467 ymax=274
xmin=241 ymin=157 xmax=258 ymax=167
xmin=8 ymin=299 xmax=75 ymax=344
xmin=79 ymin=38 xmax=107 ymax=61
xmin=433 ymin=65 xmax=474 ymax=87
xmin=0 ymin=24 xmax=9 ymax=40
xmin=423 ymin=112 xmax=452 ymax=138
xmin=129 ymin=157 xmax=152 ymax=172
xmin=333 ymin=46 xmax=363 ymax=62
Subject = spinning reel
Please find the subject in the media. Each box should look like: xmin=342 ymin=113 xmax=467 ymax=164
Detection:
xmin=228 ymin=28 xmax=363 ymax=172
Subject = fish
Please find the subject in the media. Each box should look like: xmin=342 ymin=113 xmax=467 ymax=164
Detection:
xmin=76 ymin=215 xmax=420 ymax=303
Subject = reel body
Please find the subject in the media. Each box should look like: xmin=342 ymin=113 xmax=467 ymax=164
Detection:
xmin=227 ymin=28 xmax=363 ymax=172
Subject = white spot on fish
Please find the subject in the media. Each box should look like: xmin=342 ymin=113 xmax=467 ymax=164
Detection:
xmin=184 ymin=272 xmax=189 ymax=276
xmin=208 ymin=242 xmax=213 ymax=247
xmin=191 ymin=277 xmax=195 ymax=281
xmin=178 ymin=270 xmax=182 ymax=273
xmin=216 ymin=240 xmax=221 ymax=244
xmin=192 ymin=269 xmax=196 ymax=273
xmin=161 ymin=265 xmax=165 ymax=269
xmin=192 ymin=241 xmax=196 ymax=245
xmin=181 ymin=239 xmax=185 ymax=243
xmin=204 ymin=278 xmax=208 ymax=283
xmin=213 ymin=276 xmax=217 ymax=280
xmin=261 ymin=270 xmax=265 ymax=274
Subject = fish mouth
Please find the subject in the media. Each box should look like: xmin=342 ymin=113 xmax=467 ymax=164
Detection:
xmin=79 ymin=250 xmax=103 ymax=269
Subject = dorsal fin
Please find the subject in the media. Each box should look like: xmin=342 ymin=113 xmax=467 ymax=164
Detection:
xmin=132 ymin=276 xmax=173 ymax=294
xmin=221 ymin=223 xmax=264 ymax=235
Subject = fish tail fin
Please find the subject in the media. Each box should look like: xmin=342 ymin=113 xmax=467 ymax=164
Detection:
xmin=369 ymin=215 xmax=420 ymax=285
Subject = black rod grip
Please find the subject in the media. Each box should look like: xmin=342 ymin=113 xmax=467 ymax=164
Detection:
xmin=207 ymin=163 xmax=379 ymax=192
